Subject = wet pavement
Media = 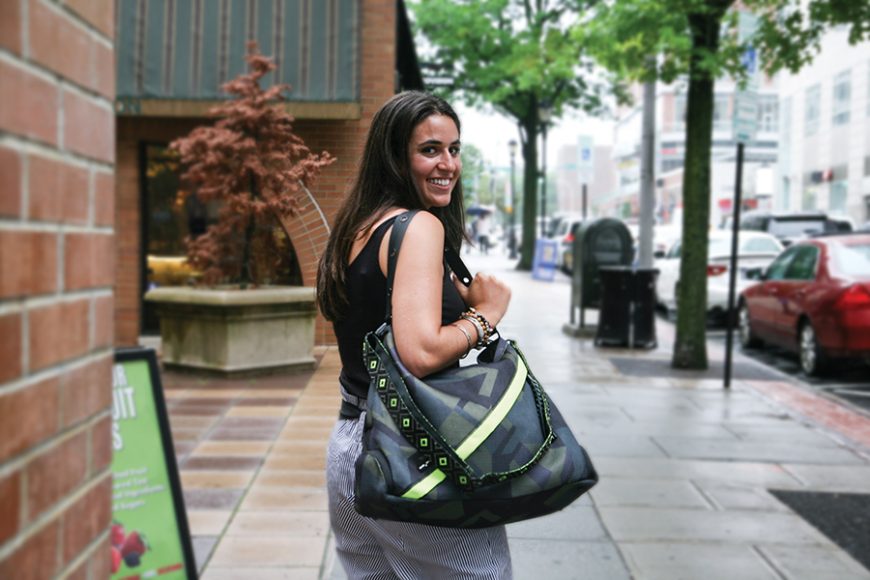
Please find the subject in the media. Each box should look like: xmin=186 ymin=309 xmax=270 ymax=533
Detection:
xmin=153 ymin=249 xmax=870 ymax=579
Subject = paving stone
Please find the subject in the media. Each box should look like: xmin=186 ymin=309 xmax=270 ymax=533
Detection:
xmin=619 ymin=542 xmax=778 ymax=580
xmin=758 ymin=545 xmax=870 ymax=580
xmin=781 ymin=464 xmax=870 ymax=493
xmin=595 ymin=457 xmax=803 ymax=487
xmin=183 ymin=488 xmax=245 ymax=510
xmin=508 ymin=539 xmax=631 ymax=580
xmin=207 ymin=535 xmax=327 ymax=567
xmin=182 ymin=456 xmax=263 ymax=471
xmin=696 ymin=483 xmax=790 ymax=512
xmin=598 ymin=506 xmax=828 ymax=544
xmin=653 ymin=436 xmax=865 ymax=464
xmin=581 ymin=434 xmax=669 ymax=458
xmin=507 ymin=505 xmax=609 ymax=541
xmin=590 ymin=480 xmax=711 ymax=509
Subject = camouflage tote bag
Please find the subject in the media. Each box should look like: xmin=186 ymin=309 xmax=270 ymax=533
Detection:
xmin=354 ymin=211 xmax=598 ymax=528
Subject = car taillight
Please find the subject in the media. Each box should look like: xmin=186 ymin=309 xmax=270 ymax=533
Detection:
xmin=564 ymin=232 xmax=574 ymax=244
xmin=707 ymin=264 xmax=728 ymax=276
xmin=835 ymin=284 xmax=870 ymax=310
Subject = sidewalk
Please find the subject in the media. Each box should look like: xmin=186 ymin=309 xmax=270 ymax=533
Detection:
xmin=159 ymin=250 xmax=870 ymax=579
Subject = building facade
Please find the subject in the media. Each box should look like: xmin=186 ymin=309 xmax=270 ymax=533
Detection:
xmin=608 ymin=78 xmax=779 ymax=227
xmin=776 ymin=27 xmax=870 ymax=225
xmin=0 ymin=0 xmax=116 ymax=576
xmin=114 ymin=0 xmax=423 ymax=347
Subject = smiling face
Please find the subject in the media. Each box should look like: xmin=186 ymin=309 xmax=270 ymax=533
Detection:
xmin=408 ymin=114 xmax=462 ymax=209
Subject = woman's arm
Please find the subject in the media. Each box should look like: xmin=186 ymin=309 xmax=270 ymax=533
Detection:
xmin=383 ymin=212 xmax=510 ymax=377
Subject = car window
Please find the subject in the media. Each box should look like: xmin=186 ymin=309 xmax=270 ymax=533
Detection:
xmin=769 ymin=218 xmax=826 ymax=238
xmin=742 ymin=237 xmax=782 ymax=254
xmin=765 ymin=246 xmax=799 ymax=280
xmin=666 ymin=241 xmax=681 ymax=259
xmin=830 ymin=242 xmax=870 ymax=277
xmin=784 ymin=246 xmax=818 ymax=280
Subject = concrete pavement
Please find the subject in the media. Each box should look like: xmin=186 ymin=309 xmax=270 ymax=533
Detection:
xmin=158 ymin=250 xmax=870 ymax=579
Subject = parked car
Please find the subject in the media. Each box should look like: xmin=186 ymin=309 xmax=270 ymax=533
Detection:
xmin=738 ymin=233 xmax=870 ymax=376
xmin=738 ymin=210 xmax=850 ymax=246
xmin=656 ymin=230 xmax=784 ymax=322
xmin=554 ymin=215 xmax=586 ymax=273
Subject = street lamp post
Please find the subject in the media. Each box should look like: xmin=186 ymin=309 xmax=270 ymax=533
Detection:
xmin=538 ymin=102 xmax=552 ymax=238
xmin=508 ymin=139 xmax=518 ymax=259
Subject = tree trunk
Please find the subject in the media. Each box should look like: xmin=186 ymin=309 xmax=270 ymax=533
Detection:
xmin=671 ymin=10 xmax=722 ymax=370
xmin=518 ymin=119 xmax=539 ymax=271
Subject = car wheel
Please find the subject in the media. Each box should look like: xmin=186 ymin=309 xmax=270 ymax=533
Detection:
xmin=738 ymin=302 xmax=760 ymax=348
xmin=799 ymin=320 xmax=827 ymax=377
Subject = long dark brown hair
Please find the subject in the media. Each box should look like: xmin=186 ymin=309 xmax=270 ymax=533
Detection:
xmin=317 ymin=91 xmax=467 ymax=322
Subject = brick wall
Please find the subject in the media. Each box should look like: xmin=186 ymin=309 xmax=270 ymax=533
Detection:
xmin=114 ymin=0 xmax=398 ymax=347
xmin=0 ymin=0 xmax=115 ymax=577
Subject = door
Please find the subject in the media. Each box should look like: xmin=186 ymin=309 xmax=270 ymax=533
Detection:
xmin=750 ymin=246 xmax=798 ymax=340
xmin=772 ymin=245 xmax=819 ymax=347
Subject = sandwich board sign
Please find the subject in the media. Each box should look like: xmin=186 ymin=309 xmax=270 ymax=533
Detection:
xmin=111 ymin=348 xmax=197 ymax=579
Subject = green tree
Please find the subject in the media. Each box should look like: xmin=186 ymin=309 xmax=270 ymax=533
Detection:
xmin=411 ymin=0 xmax=605 ymax=269
xmin=460 ymin=142 xmax=487 ymax=206
xmin=583 ymin=0 xmax=869 ymax=369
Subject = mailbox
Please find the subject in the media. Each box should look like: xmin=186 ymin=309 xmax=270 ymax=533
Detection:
xmin=570 ymin=218 xmax=633 ymax=327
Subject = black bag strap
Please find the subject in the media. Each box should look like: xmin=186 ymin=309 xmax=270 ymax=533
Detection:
xmin=385 ymin=210 xmax=473 ymax=322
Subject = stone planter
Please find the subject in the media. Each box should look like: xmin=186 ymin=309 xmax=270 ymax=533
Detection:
xmin=145 ymin=286 xmax=317 ymax=375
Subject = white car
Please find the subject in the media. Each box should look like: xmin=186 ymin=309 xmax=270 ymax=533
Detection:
xmin=655 ymin=230 xmax=784 ymax=322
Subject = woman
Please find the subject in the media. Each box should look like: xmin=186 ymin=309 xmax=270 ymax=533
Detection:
xmin=317 ymin=91 xmax=513 ymax=578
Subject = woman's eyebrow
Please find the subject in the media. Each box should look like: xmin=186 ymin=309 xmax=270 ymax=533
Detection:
xmin=417 ymin=139 xmax=461 ymax=146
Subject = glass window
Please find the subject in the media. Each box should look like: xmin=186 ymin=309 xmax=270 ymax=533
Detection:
xmin=805 ymin=84 xmax=821 ymax=136
xmin=742 ymin=237 xmax=782 ymax=254
xmin=830 ymin=181 xmax=848 ymax=213
xmin=784 ymin=246 xmax=818 ymax=280
xmin=832 ymin=70 xmax=851 ymax=126
xmin=713 ymin=94 xmax=731 ymax=132
xmin=667 ymin=241 xmax=681 ymax=259
xmin=758 ymin=95 xmax=778 ymax=133
xmin=765 ymin=247 xmax=798 ymax=280
xmin=831 ymin=242 xmax=870 ymax=276
xmin=769 ymin=217 xmax=826 ymax=238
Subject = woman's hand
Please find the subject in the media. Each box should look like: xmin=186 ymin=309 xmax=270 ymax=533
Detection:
xmin=453 ymin=272 xmax=511 ymax=328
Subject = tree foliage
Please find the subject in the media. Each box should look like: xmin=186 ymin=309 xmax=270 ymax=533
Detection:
xmin=410 ymin=0 xmax=606 ymax=269
xmin=583 ymin=0 xmax=869 ymax=369
xmin=171 ymin=43 xmax=334 ymax=287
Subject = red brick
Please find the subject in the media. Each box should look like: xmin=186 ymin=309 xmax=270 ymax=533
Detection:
xmin=60 ymin=355 xmax=112 ymax=428
xmin=0 ymin=0 xmax=22 ymax=54
xmin=93 ymin=294 xmax=113 ymax=348
xmin=0 ymin=312 xmax=23 ymax=383
xmin=0 ymin=470 xmax=22 ymax=545
xmin=92 ymin=40 xmax=115 ymax=99
xmin=61 ymin=475 xmax=111 ymax=565
xmin=66 ymin=0 xmax=114 ymax=40
xmin=28 ymin=299 xmax=90 ymax=370
xmin=87 ymin=535 xmax=113 ymax=580
xmin=28 ymin=154 xmax=89 ymax=224
xmin=62 ymin=89 xmax=114 ymax=163
xmin=89 ymin=414 xmax=112 ymax=474
xmin=0 ymin=519 xmax=61 ymax=580
xmin=63 ymin=560 xmax=88 ymax=580
xmin=93 ymin=171 xmax=115 ymax=226
xmin=29 ymin=0 xmax=92 ymax=89
xmin=0 ymin=60 xmax=58 ymax=146
xmin=26 ymin=430 xmax=88 ymax=519
xmin=0 ymin=230 xmax=57 ymax=299
xmin=0 ymin=377 xmax=60 ymax=463
xmin=64 ymin=233 xmax=114 ymax=290
xmin=0 ymin=146 xmax=22 ymax=217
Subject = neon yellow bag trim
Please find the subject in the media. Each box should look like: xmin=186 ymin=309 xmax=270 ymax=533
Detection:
xmin=401 ymin=358 xmax=529 ymax=500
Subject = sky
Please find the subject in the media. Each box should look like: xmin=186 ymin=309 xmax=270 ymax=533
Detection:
xmin=455 ymin=103 xmax=616 ymax=170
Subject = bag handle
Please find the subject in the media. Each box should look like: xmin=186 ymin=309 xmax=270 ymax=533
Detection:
xmin=384 ymin=210 xmax=475 ymax=321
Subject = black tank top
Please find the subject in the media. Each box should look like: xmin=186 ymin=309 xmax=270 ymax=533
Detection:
xmin=333 ymin=217 xmax=465 ymax=399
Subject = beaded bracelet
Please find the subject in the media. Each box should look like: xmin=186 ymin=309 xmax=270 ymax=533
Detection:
xmin=466 ymin=307 xmax=495 ymax=344
xmin=452 ymin=322 xmax=473 ymax=359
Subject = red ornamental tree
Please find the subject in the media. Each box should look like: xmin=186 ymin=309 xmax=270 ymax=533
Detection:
xmin=171 ymin=42 xmax=334 ymax=288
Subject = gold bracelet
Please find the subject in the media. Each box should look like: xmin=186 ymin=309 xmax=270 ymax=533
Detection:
xmin=467 ymin=307 xmax=494 ymax=340
xmin=452 ymin=323 xmax=473 ymax=358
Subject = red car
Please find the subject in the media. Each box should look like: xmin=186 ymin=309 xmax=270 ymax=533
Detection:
xmin=737 ymin=233 xmax=870 ymax=376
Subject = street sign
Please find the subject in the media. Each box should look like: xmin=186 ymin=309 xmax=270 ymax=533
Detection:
xmin=577 ymin=135 xmax=594 ymax=184
xmin=733 ymin=12 xmax=759 ymax=144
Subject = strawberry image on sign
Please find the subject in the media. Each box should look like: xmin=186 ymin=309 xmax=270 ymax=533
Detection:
xmin=120 ymin=530 xmax=148 ymax=568
xmin=111 ymin=546 xmax=121 ymax=574
xmin=111 ymin=521 xmax=125 ymax=548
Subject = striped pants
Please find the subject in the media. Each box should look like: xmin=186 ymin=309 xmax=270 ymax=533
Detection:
xmin=326 ymin=414 xmax=513 ymax=579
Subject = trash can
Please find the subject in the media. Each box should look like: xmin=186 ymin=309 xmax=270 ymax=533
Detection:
xmin=594 ymin=266 xmax=658 ymax=348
